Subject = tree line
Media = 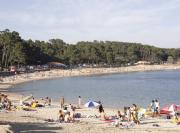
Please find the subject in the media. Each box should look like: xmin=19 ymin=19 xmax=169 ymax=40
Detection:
xmin=0 ymin=29 xmax=180 ymax=70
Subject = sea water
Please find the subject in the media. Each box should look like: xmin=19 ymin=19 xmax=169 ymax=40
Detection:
xmin=9 ymin=70 xmax=180 ymax=108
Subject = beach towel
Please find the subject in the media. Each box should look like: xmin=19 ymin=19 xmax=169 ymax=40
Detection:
xmin=145 ymin=111 xmax=153 ymax=116
xmin=75 ymin=113 xmax=81 ymax=118
xmin=172 ymin=117 xmax=180 ymax=124
xmin=22 ymin=107 xmax=36 ymax=111
xmin=119 ymin=122 xmax=135 ymax=129
xmin=101 ymin=119 xmax=115 ymax=123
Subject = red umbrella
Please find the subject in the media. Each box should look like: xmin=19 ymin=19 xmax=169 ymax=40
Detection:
xmin=160 ymin=104 xmax=180 ymax=115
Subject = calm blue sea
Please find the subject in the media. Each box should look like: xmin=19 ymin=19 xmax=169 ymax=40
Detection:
xmin=9 ymin=70 xmax=180 ymax=108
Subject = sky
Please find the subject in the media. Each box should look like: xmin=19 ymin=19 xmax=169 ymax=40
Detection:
xmin=0 ymin=0 xmax=180 ymax=48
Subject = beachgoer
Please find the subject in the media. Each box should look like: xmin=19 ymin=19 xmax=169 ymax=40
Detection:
xmin=100 ymin=109 xmax=109 ymax=120
xmin=31 ymin=97 xmax=35 ymax=105
xmin=64 ymin=112 xmax=71 ymax=122
xmin=117 ymin=110 xmax=124 ymax=120
xmin=99 ymin=103 xmax=104 ymax=113
xmin=58 ymin=110 xmax=64 ymax=122
xmin=78 ymin=96 xmax=81 ymax=108
xmin=60 ymin=96 xmax=65 ymax=108
xmin=126 ymin=107 xmax=131 ymax=122
xmin=48 ymin=97 xmax=51 ymax=106
xmin=68 ymin=104 xmax=73 ymax=110
xmin=154 ymin=99 xmax=160 ymax=116
xmin=70 ymin=107 xmax=76 ymax=121
xmin=63 ymin=106 xmax=68 ymax=114
xmin=131 ymin=104 xmax=140 ymax=124
xmin=150 ymin=100 xmax=156 ymax=117
xmin=44 ymin=97 xmax=48 ymax=106
xmin=6 ymin=100 xmax=12 ymax=111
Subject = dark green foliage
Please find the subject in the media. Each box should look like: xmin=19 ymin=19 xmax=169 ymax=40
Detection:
xmin=0 ymin=29 xmax=180 ymax=70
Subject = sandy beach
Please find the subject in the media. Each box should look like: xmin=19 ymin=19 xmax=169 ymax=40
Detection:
xmin=0 ymin=64 xmax=180 ymax=133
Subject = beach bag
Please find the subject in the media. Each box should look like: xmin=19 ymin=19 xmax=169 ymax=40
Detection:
xmin=75 ymin=113 xmax=81 ymax=118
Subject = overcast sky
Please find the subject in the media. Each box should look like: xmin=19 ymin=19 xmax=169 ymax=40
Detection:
xmin=0 ymin=0 xmax=180 ymax=48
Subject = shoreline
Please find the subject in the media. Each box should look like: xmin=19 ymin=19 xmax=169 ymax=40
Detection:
xmin=1 ymin=64 xmax=180 ymax=105
xmin=1 ymin=64 xmax=180 ymax=94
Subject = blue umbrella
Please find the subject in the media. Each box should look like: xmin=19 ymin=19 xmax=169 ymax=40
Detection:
xmin=84 ymin=100 xmax=100 ymax=108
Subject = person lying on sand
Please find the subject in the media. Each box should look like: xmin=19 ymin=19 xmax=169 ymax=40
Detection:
xmin=100 ymin=109 xmax=110 ymax=120
xmin=116 ymin=110 xmax=124 ymax=120
xmin=31 ymin=100 xmax=44 ymax=108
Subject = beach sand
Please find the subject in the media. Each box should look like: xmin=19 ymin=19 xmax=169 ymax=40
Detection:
xmin=0 ymin=103 xmax=180 ymax=133
xmin=0 ymin=64 xmax=180 ymax=132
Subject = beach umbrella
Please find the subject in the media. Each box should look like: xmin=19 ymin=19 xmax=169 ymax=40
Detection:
xmin=84 ymin=100 xmax=100 ymax=108
xmin=160 ymin=104 xmax=180 ymax=115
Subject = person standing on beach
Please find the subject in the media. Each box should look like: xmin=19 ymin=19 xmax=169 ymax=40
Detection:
xmin=48 ymin=97 xmax=51 ymax=106
xmin=99 ymin=102 xmax=104 ymax=113
xmin=78 ymin=96 xmax=81 ymax=108
xmin=155 ymin=99 xmax=160 ymax=116
xmin=150 ymin=100 xmax=156 ymax=117
xmin=60 ymin=96 xmax=64 ymax=108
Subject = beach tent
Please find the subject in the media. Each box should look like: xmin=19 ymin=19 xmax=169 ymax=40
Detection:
xmin=160 ymin=104 xmax=180 ymax=115
xmin=84 ymin=100 xmax=100 ymax=108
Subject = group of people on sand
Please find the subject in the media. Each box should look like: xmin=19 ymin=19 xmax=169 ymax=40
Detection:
xmin=58 ymin=104 xmax=76 ymax=123
xmin=99 ymin=104 xmax=145 ymax=126
xmin=0 ymin=93 xmax=12 ymax=111
xmin=60 ymin=96 xmax=82 ymax=109
xmin=118 ymin=104 xmax=140 ymax=124
xmin=58 ymin=96 xmax=82 ymax=123
xmin=20 ymin=96 xmax=51 ymax=108
xmin=99 ymin=103 xmax=140 ymax=125
xmin=150 ymin=99 xmax=160 ymax=117
xmin=125 ymin=104 xmax=140 ymax=124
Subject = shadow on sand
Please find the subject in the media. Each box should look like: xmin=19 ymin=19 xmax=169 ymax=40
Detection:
xmin=0 ymin=121 xmax=62 ymax=133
